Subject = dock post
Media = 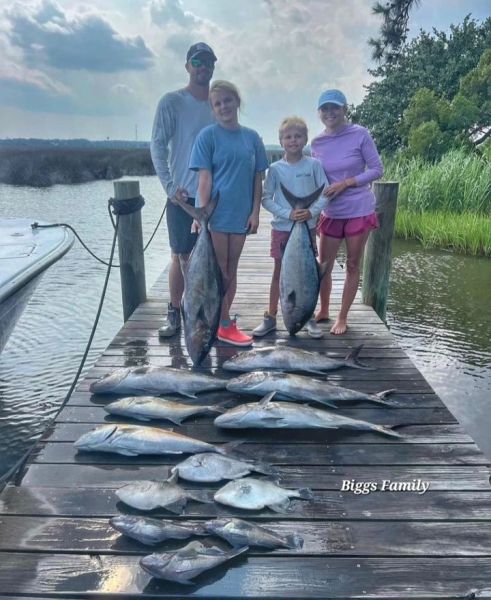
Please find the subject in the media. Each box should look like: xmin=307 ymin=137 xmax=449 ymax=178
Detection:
xmin=362 ymin=181 xmax=399 ymax=322
xmin=113 ymin=180 xmax=147 ymax=321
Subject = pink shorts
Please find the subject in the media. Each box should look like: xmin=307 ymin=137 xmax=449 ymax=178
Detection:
xmin=270 ymin=228 xmax=318 ymax=259
xmin=317 ymin=213 xmax=379 ymax=239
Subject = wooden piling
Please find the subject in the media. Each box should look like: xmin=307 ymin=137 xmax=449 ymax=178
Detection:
xmin=113 ymin=180 xmax=146 ymax=321
xmin=362 ymin=181 xmax=399 ymax=321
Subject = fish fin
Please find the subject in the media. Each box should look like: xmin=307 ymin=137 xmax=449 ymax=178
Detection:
xmin=298 ymin=487 xmax=314 ymax=500
xmin=181 ymin=392 xmax=198 ymax=399
xmin=372 ymin=389 xmax=397 ymax=405
xmin=376 ymin=424 xmax=405 ymax=438
xmin=116 ymin=449 xmax=140 ymax=456
xmin=285 ymin=533 xmax=304 ymax=549
xmin=306 ymin=369 xmax=327 ymax=375
xmin=280 ymin=183 xmax=324 ymax=209
xmin=188 ymin=490 xmax=214 ymax=504
xmin=286 ymin=290 xmax=296 ymax=309
xmin=344 ymin=344 xmax=376 ymax=371
xmin=164 ymin=498 xmax=188 ymax=514
xmin=259 ymin=391 xmax=276 ymax=406
xmin=268 ymin=499 xmax=291 ymax=513
xmin=167 ymin=469 xmax=179 ymax=484
xmin=217 ymin=439 xmax=244 ymax=455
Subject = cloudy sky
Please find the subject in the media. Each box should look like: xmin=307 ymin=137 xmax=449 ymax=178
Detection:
xmin=0 ymin=0 xmax=489 ymax=144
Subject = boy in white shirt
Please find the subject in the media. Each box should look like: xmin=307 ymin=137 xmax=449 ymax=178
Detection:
xmin=253 ymin=116 xmax=328 ymax=338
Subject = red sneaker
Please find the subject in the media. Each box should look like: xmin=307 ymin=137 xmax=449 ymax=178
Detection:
xmin=217 ymin=321 xmax=253 ymax=347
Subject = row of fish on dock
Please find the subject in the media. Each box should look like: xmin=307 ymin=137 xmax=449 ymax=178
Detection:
xmin=74 ymin=343 xmax=406 ymax=584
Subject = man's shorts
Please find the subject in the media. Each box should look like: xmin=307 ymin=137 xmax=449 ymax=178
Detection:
xmin=166 ymin=197 xmax=198 ymax=255
xmin=270 ymin=228 xmax=318 ymax=259
xmin=317 ymin=213 xmax=379 ymax=239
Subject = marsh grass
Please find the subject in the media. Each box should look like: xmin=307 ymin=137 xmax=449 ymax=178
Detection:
xmin=383 ymin=149 xmax=491 ymax=255
xmin=395 ymin=209 xmax=491 ymax=256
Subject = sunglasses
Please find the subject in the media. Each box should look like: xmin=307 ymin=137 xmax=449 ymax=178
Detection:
xmin=190 ymin=57 xmax=214 ymax=68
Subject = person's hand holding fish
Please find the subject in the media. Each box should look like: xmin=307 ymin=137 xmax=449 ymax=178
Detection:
xmin=290 ymin=208 xmax=312 ymax=222
xmin=170 ymin=187 xmax=188 ymax=204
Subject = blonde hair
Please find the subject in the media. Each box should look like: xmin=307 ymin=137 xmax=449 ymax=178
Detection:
xmin=210 ymin=80 xmax=241 ymax=107
xmin=279 ymin=116 xmax=308 ymax=140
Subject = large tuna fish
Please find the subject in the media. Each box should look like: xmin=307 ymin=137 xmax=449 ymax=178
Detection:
xmin=222 ymin=344 xmax=374 ymax=374
xmin=175 ymin=194 xmax=223 ymax=366
xmin=215 ymin=392 xmax=403 ymax=438
xmin=279 ymin=184 xmax=325 ymax=335
xmin=89 ymin=366 xmax=228 ymax=397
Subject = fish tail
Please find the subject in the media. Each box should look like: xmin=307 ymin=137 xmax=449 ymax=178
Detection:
xmin=297 ymin=487 xmax=314 ymax=500
xmin=188 ymin=490 xmax=215 ymax=504
xmin=372 ymin=389 xmax=397 ymax=405
xmin=253 ymin=461 xmax=279 ymax=476
xmin=280 ymin=183 xmax=324 ymax=209
xmin=285 ymin=533 xmax=304 ymax=549
xmin=216 ymin=439 xmax=244 ymax=455
xmin=174 ymin=193 xmax=219 ymax=224
xmin=344 ymin=344 xmax=376 ymax=370
xmin=375 ymin=424 xmax=405 ymax=438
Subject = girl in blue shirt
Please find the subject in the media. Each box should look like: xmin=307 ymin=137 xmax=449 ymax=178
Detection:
xmin=189 ymin=80 xmax=268 ymax=346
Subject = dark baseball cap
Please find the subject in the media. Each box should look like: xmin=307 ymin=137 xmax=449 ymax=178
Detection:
xmin=186 ymin=42 xmax=217 ymax=62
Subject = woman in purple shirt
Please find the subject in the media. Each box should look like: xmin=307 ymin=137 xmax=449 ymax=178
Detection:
xmin=311 ymin=89 xmax=383 ymax=335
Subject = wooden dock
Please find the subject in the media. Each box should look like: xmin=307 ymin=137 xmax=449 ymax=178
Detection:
xmin=0 ymin=214 xmax=490 ymax=599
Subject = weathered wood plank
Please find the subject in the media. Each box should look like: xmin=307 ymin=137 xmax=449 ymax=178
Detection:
xmin=0 ymin=554 xmax=489 ymax=598
xmin=35 ymin=442 xmax=488 ymax=466
xmin=1 ymin=516 xmax=490 ymax=556
xmin=17 ymin=463 xmax=491 ymax=490
xmin=2 ymin=486 xmax=491 ymax=521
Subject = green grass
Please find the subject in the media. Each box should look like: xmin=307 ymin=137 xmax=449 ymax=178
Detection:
xmin=383 ymin=149 xmax=491 ymax=255
xmin=395 ymin=209 xmax=491 ymax=256
xmin=383 ymin=148 xmax=491 ymax=214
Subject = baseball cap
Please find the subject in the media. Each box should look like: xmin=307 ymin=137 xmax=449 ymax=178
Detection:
xmin=317 ymin=89 xmax=347 ymax=109
xmin=186 ymin=42 xmax=217 ymax=62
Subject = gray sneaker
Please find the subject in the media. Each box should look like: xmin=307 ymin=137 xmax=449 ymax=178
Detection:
xmin=306 ymin=318 xmax=323 ymax=339
xmin=252 ymin=312 xmax=277 ymax=337
xmin=159 ymin=303 xmax=181 ymax=338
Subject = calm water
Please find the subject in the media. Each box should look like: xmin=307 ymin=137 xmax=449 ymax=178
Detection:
xmin=0 ymin=178 xmax=490 ymax=480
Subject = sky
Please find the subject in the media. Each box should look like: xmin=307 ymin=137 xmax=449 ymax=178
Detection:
xmin=0 ymin=0 xmax=489 ymax=144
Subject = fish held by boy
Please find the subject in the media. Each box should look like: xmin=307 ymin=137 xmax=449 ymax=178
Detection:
xmin=279 ymin=183 xmax=326 ymax=335
xmin=205 ymin=517 xmax=303 ymax=549
xmin=115 ymin=470 xmax=212 ymax=513
xmin=74 ymin=423 xmax=241 ymax=456
xmin=214 ymin=392 xmax=402 ymax=438
xmin=173 ymin=194 xmax=223 ymax=366
xmin=110 ymin=515 xmax=207 ymax=545
xmin=140 ymin=541 xmax=248 ymax=584
xmin=214 ymin=477 xmax=313 ymax=512
xmin=89 ymin=365 xmax=228 ymax=397
xmin=222 ymin=343 xmax=374 ymax=374
xmin=172 ymin=452 xmax=276 ymax=483
xmin=104 ymin=396 xmax=226 ymax=425
xmin=226 ymin=370 xmax=395 ymax=407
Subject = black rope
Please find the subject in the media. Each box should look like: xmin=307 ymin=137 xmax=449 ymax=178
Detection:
xmin=32 ymin=195 xmax=167 ymax=266
xmin=0 ymin=215 xmax=120 ymax=490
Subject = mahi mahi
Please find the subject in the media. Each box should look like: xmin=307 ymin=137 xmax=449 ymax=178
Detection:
xmin=116 ymin=471 xmax=211 ymax=513
xmin=110 ymin=515 xmax=207 ymax=545
xmin=226 ymin=370 xmax=395 ymax=407
xmin=172 ymin=452 xmax=276 ymax=483
xmin=140 ymin=541 xmax=248 ymax=584
xmin=222 ymin=344 xmax=374 ymax=374
xmin=89 ymin=366 xmax=228 ymax=397
xmin=74 ymin=423 xmax=238 ymax=456
xmin=175 ymin=195 xmax=223 ymax=366
xmin=104 ymin=396 xmax=225 ymax=425
xmin=214 ymin=392 xmax=402 ymax=438
xmin=214 ymin=477 xmax=313 ymax=512
xmin=279 ymin=183 xmax=326 ymax=335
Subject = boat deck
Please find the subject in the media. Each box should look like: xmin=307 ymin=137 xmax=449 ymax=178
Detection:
xmin=0 ymin=214 xmax=490 ymax=598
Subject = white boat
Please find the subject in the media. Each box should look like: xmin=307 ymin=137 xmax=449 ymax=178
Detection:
xmin=0 ymin=219 xmax=74 ymax=354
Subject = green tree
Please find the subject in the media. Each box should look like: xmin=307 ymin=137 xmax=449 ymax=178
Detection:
xmin=369 ymin=0 xmax=420 ymax=64
xmin=354 ymin=16 xmax=491 ymax=153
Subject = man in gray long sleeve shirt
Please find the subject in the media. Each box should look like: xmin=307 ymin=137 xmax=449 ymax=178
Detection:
xmin=150 ymin=42 xmax=216 ymax=338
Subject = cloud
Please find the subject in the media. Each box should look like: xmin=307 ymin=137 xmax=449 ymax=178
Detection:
xmin=149 ymin=0 xmax=198 ymax=28
xmin=4 ymin=0 xmax=155 ymax=72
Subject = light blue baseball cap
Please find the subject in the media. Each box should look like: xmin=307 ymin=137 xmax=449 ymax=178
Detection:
xmin=317 ymin=89 xmax=347 ymax=109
